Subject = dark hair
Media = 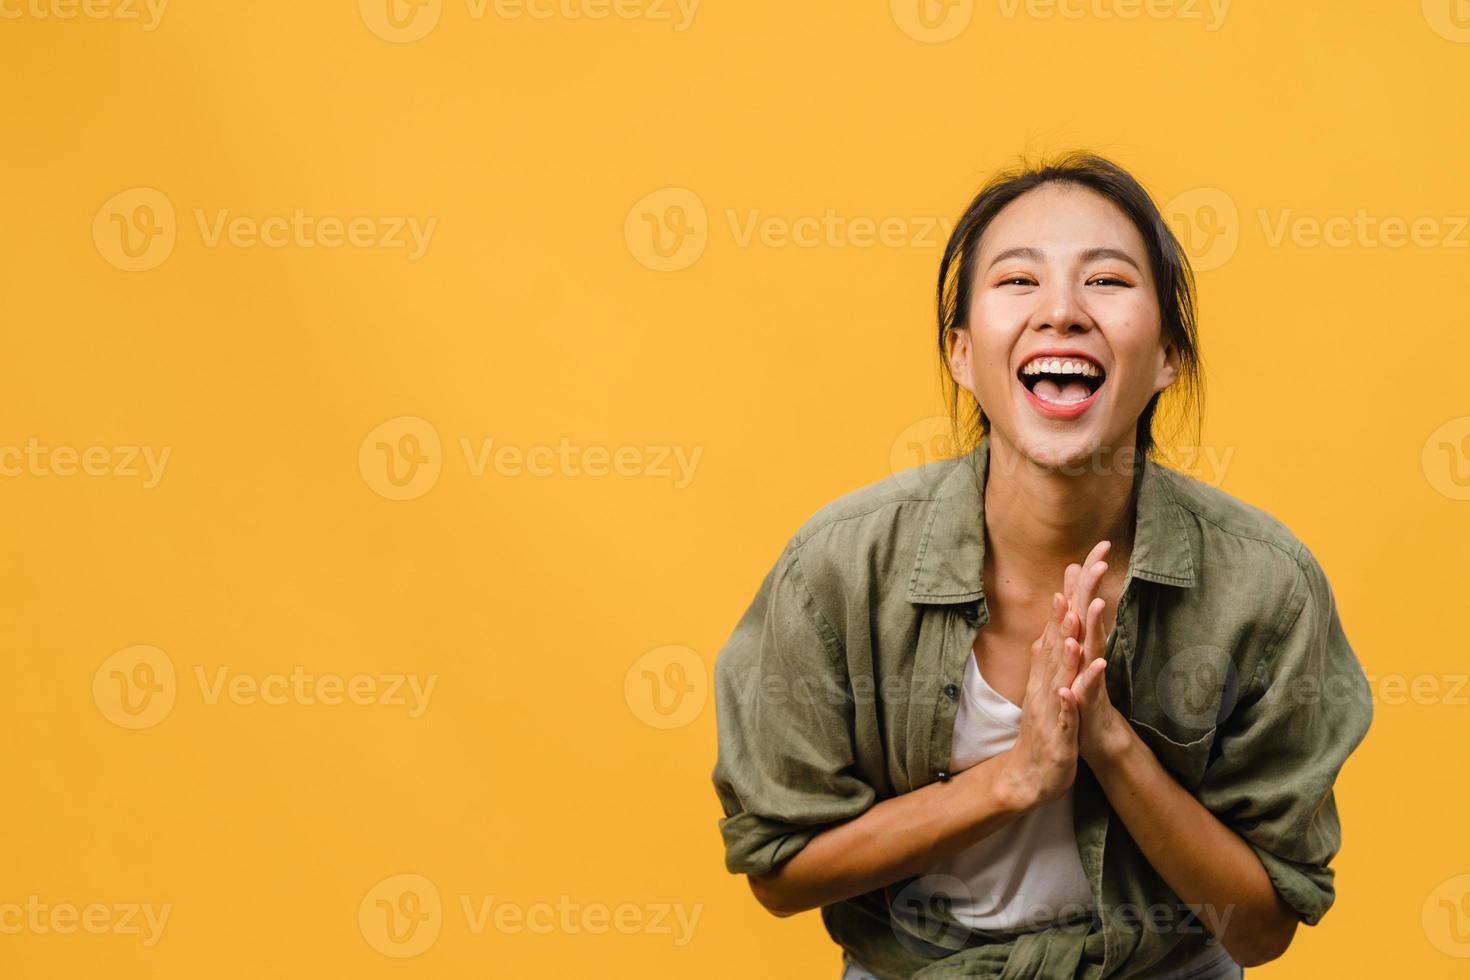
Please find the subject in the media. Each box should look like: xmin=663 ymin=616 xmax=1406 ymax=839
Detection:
xmin=936 ymin=151 xmax=1203 ymax=459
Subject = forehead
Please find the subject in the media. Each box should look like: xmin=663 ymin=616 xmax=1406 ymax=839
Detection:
xmin=978 ymin=182 xmax=1149 ymax=261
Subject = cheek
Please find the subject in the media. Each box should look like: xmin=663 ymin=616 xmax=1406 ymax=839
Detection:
xmin=1110 ymin=341 xmax=1167 ymax=397
xmin=965 ymin=333 xmax=1012 ymax=391
xmin=965 ymin=307 xmax=1019 ymax=383
xmin=1104 ymin=305 xmax=1165 ymax=382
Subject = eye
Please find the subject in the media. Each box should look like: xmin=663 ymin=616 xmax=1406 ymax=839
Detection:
xmin=1087 ymin=275 xmax=1132 ymax=287
xmin=995 ymin=274 xmax=1037 ymax=287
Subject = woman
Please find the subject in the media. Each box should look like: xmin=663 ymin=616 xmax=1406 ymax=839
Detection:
xmin=710 ymin=153 xmax=1373 ymax=979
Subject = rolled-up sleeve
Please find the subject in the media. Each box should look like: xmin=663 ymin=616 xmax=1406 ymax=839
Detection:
xmin=1197 ymin=545 xmax=1373 ymax=926
xmin=711 ymin=539 xmax=876 ymax=877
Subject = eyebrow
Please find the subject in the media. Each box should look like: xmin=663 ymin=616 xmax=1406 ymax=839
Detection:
xmin=986 ymin=246 xmax=1142 ymax=272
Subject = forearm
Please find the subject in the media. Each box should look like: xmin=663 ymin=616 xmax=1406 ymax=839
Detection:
xmin=1089 ymin=726 xmax=1299 ymax=966
xmin=749 ymin=751 xmax=1029 ymax=916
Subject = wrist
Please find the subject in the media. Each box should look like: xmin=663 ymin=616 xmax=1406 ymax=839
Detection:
xmin=1083 ymin=708 xmax=1136 ymax=771
xmin=988 ymin=750 xmax=1041 ymax=815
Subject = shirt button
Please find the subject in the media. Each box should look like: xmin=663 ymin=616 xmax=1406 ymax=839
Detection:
xmin=943 ymin=683 xmax=959 ymax=700
xmin=934 ymin=770 xmax=951 ymax=782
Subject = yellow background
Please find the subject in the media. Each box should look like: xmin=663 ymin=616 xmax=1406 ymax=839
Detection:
xmin=2 ymin=0 xmax=1467 ymax=976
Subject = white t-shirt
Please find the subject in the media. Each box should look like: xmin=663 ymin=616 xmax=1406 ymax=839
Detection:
xmin=913 ymin=652 xmax=1095 ymax=933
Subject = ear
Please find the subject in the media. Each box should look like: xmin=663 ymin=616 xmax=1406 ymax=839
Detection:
xmin=1154 ymin=337 xmax=1180 ymax=394
xmin=946 ymin=327 xmax=977 ymax=397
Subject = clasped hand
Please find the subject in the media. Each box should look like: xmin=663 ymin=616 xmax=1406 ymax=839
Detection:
xmin=996 ymin=541 xmax=1131 ymax=811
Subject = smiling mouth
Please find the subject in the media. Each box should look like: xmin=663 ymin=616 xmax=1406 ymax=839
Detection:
xmin=1017 ymin=355 xmax=1106 ymax=416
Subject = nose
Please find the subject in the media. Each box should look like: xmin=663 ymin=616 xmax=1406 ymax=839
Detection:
xmin=1034 ymin=278 xmax=1095 ymax=335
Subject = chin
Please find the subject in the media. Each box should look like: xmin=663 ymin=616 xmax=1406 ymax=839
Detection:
xmin=1017 ymin=433 xmax=1105 ymax=475
xmin=991 ymin=414 xmax=1129 ymax=479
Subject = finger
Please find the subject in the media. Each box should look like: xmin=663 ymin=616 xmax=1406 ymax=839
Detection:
xmin=1048 ymin=591 xmax=1070 ymax=639
xmin=1078 ymin=541 xmax=1110 ymax=599
xmin=1043 ymin=608 xmax=1073 ymax=682
xmin=1083 ymin=596 xmax=1106 ymax=663
xmin=1078 ymin=553 xmax=1108 ymax=613
xmin=1082 ymin=539 xmax=1111 ymax=571
xmin=1052 ymin=635 xmax=1081 ymax=690
xmin=1063 ymin=563 xmax=1081 ymax=604
xmin=1058 ymin=608 xmax=1079 ymax=662
xmin=1056 ymin=687 xmax=1076 ymax=732
xmin=1071 ymin=658 xmax=1108 ymax=706
xmin=1064 ymin=602 xmax=1087 ymax=646
xmin=1075 ymin=556 xmax=1109 ymax=646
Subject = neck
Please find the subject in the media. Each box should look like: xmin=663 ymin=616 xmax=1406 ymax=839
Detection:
xmin=982 ymin=433 xmax=1139 ymax=590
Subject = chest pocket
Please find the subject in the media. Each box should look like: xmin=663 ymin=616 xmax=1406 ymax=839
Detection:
xmin=1123 ymin=641 xmax=1240 ymax=792
xmin=1127 ymin=718 xmax=1217 ymax=791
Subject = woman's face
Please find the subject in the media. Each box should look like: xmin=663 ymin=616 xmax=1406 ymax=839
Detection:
xmin=947 ymin=182 xmax=1178 ymax=472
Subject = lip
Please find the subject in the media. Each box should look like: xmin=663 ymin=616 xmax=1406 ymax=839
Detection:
xmin=1016 ymin=347 xmax=1107 ymax=421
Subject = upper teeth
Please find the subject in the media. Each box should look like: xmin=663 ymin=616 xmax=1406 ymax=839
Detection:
xmin=1022 ymin=357 xmax=1101 ymax=378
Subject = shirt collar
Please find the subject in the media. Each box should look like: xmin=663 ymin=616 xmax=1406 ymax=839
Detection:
xmin=905 ymin=435 xmax=1198 ymax=605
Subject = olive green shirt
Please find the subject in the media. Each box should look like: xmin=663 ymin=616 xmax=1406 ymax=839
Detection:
xmin=710 ymin=436 xmax=1373 ymax=979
